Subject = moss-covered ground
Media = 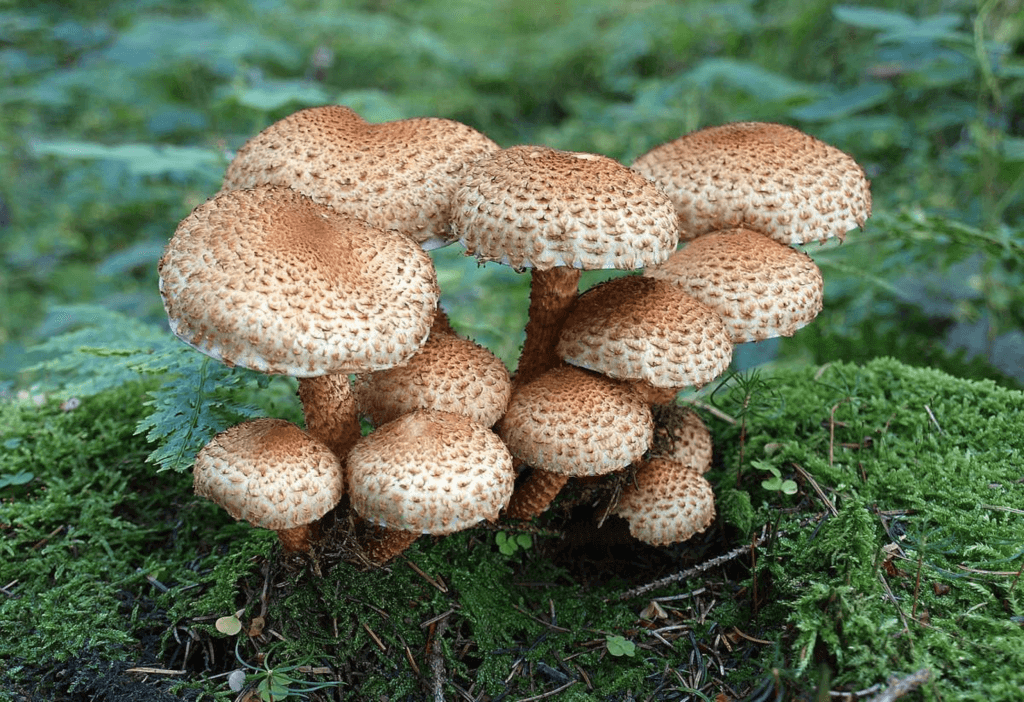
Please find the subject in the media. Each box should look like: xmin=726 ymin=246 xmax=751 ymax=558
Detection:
xmin=2 ymin=357 xmax=1022 ymax=701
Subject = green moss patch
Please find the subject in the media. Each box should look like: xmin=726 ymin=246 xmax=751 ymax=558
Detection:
xmin=2 ymin=358 xmax=1022 ymax=700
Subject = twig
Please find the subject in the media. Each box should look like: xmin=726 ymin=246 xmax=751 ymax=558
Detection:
xmin=125 ymin=667 xmax=185 ymax=675
xmin=678 ymin=397 xmax=737 ymax=425
xmin=867 ymin=668 xmax=931 ymax=702
xmin=515 ymin=679 xmax=577 ymax=701
xmin=791 ymin=462 xmax=838 ymax=517
xmin=429 ymin=615 xmax=448 ymax=702
xmin=611 ymin=539 xmax=758 ymax=602
xmin=404 ymin=557 xmax=448 ymax=592
xmin=923 ymin=405 xmax=944 ymax=434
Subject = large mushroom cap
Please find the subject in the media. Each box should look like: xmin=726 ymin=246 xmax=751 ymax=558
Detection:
xmin=221 ymin=106 xmax=499 ymax=249
xmin=613 ymin=458 xmax=716 ymax=546
xmin=158 ymin=185 xmax=439 ymax=376
xmin=193 ymin=419 xmax=344 ymax=532
xmin=632 ymin=122 xmax=871 ymax=245
xmin=347 ymin=410 xmax=514 ymax=534
xmin=557 ymin=276 xmax=733 ymax=390
xmin=354 ymin=320 xmax=512 ymax=428
xmin=453 ymin=145 xmax=679 ymax=271
xmin=498 ymin=365 xmax=654 ymax=477
xmin=644 ymin=228 xmax=824 ymax=343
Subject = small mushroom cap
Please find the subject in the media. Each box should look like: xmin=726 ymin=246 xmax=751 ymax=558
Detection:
xmin=221 ymin=105 xmax=499 ymax=249
xmin=644 ymin=228 xmax=824 ymax=343
xmin=632 ymin=122 xmax=872 ymax=244
xmin=498 ymin=365 xmax=654 ymax=477
xmin=354 ymin=324 xmax=511 ymax=428
xmin=557 ymin=276 xmax=733 ymax=389
xmin=452 ymin=145 xmax=679 ymax=271
xmin=651 ymin=406 xmax=713 ymax=474
xmin=347 ymin=410 xmax=514 ymax=534
xmin=193 ymin=419 xmax=344 ymax=531
xmin=613 ymin=458 xmax=716 ymax=546
xmin=159 ymin=186 xmax=439 ymax=376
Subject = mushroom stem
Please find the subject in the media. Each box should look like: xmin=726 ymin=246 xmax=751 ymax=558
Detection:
xmin=359 ymin=525 xmax=420 ymax=565
xmin=276 ymin=524 xmax=316 ymax=553
xmin=514 ymin=268 xmax=581 ymax=388
xmin=298 ymin=374 xmax=362 ymax=460
xmin=505 ymin=469 xmax=570 ymax=521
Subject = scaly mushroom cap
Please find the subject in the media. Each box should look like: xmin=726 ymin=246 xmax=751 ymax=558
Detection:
xmin=347 ymin=410 xmax=514 ymax=534
xmin=354 ymin=323 xmax=512 ymax=428
xmin=498 ymin=365 xmax=653 ymax=477
xmin=452 ymin=145 xmax=679 ymax=271
xmin=613 ymin=458 xmax=716 ymax=546
xmin=557 ymin=276 xmax=733 ymax=389
xmin=644 ymin=228 xmax=824 ymax=343
xmin=193 ymin=419 xmax=344 ymax=531
xmin=651 ymin=405 xmax=713 ymax=474
xmin=221 ymin=106 xmax=499 ymax=249
xmin=158 ymin=186 xmax=440 ymax=376
xmin=632 ymin=122 xmax=872 ymax=244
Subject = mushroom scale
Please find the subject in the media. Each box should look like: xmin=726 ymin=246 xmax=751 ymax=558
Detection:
xmin=453 ymin=145 xmax=678 ymax=272
xmin=193 ymin=419 xmax=344 ymax=552
xmin=644 ymin=228 xmax=824 ymax=343
xmin=557 ymin=275 xmax=733 ymax=390
xmin=613 ymin=458 xmax=716 ymax=547
xmin=346 ymin=410 xmax=515 ymax=536
xmin=632 ymin=122 xmax=872 ymax=245
xmin=158 ymin=185 xmax=439 ymax=377
xmin=221 ymin=105 xmax=499 ymax=249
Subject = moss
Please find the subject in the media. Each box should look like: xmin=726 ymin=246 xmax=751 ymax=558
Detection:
xmin=3 ymin=358 xmax=1024 ymax=700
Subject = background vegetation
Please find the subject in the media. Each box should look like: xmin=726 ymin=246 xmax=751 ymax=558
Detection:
xmin=1 ymin=0 xmax=1023 ymax=699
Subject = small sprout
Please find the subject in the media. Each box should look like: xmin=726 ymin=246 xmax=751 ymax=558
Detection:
xmin=0 ymin=471 xmax=34 ymax=489
xmin=496 ymin=530 xmax=532 ymax=556
xmin=605 ymin=634 xmax=636 ymax=657
xmin=753 ymin=460 xmax=798 ymax=495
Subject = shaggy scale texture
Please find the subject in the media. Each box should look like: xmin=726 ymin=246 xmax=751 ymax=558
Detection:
xmin=632 ymin=121 xmax=871 ymax=244
xmin=557 ymin=276 xmax=733 ymax=389
xmin=221 ymin=105 xmax=499 ymax=249
xmin=645 ymin=228 xmax=824 ymax=342
xmin=613 ymin=458 xmax=716 ymax=546
xmin=159 ymin=186 xmax=439 ymax=377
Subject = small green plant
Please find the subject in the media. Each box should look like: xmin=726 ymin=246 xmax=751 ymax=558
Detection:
xmin=605 ymin=634 xmax=636 ymax=658
xmin=753 ymin=460 xmax=798 ymax=495
xmin=495 ymin=530 xmax=532 ymax=557
xmin=233 ymin=641 xmax=343 ymax=701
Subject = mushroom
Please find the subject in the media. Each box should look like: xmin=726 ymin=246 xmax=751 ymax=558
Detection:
xmin=158 ymin=185 xmax=440 ymax=460
xmin=221 ymin=105 xmax=499 ymax=249
xmin=193 ymin=419 xmax=344 ymax=553
xmin=632 ymin=122 xmax=872 ymax=244
xmin=452 ymin=145 xmax=679 ymax=387
xmin=650 ymin=405 xmax=714 ymax=474
xmin=345 ymin=409 xmax=515 ymax=564
xmin=612 ymin=457 xmax=716 ymax=547
xmin=353 ymin=311 xmax=511 ymax=428
xmin=497 ymin=364 xmax=654 ymax=520
xmin=556 ymin=275 xmax=733 ymax=404
xmin=644 ymin=228 xmax=824 ymax=343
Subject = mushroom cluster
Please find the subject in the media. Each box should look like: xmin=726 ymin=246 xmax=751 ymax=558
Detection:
xmin=158 ymin=106 xmax=870 ymax=563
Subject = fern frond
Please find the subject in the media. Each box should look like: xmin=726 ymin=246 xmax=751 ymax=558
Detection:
xmin=138 ymin=357 xmax=269 ymax=472
xmin=27 ymin=304 xmax=276 ymax=473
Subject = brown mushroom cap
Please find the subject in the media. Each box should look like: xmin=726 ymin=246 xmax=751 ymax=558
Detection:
xmin=354 ymin=321 xmax=512 ymax=428
xmin=346 ymin=410 xmax=514 ymax=534
xmin=498 ymin=365 xmax=654 ymax=477
xmin=193 ymin=419 xmax=344 ymax=550
xmin=644 ymin=228 xmax=824 ymax=343
xmin=632 ymin=122 xmax=872 ymax=245
xmin=453 ymin=145 xmax=679 ymax=271
xmin=557 ymin=276 xmax=733 ymax=390
xmin=158 ymin=185 xmax=439 ymax=377
xmin=221 ymin=106 xmax=499 ymax=249
xmin=613 ymin=458 xmax=715 ymax=546
xmin=651 ymin=405 xmax=713 ymax=474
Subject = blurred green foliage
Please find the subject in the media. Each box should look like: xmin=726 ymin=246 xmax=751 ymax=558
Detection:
xmin=1 ymin=0 xmax=1022 ymax=388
